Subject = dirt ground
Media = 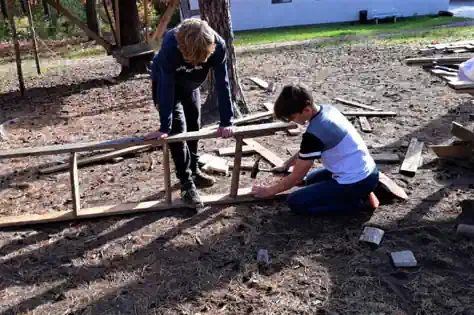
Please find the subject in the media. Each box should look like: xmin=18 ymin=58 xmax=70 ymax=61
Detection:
xmin=0 ymin=40 xmax=473 ymax=315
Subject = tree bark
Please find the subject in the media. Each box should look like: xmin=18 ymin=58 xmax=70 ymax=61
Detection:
xmin=115 ymin=0 xmax=148 ymax=76
xmin=0 ymin=0 xmax=7 ymax=24
xmin=198 ymin=0 xmax=249 ymax=116
xmin=85 ymin=0 xmax=100 ymax=40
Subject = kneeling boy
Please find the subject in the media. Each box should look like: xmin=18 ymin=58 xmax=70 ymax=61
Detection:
xmin=251 ymin=84 xmax=379 ymax=215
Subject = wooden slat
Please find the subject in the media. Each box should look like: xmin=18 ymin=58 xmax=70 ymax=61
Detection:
xmin=343 ymin=111 xmax=397 ymax=117
xmin=399 ymin=138 xmax=424 ymax=177
xmin=44 ymin=0 xmax=112 ymax=53
xmin=359 ymin=116 xmax=372 ymax=132
xmin=69 ymin=153 xmax=80 ymax=216
xmin=451 ymin=122 xmax=474 ymax=142
xmin=431 ymin=142 xmax=473 ymax=158
xmin=249 ymin=77 xmax=270 ymax=90
xmin=243 ymin=139 xmax=284 ymax=167
xmin=0 ymin=188 xmax=291 ymax=228
xmin=0 ymin=122 xmax=296 ymax=159
xmin=219 ymin=145 xmax=255 ymax=156
xmin=335 ymin=98 xmax=382 ymax=111
xmin=447 ymin=77 xmax=474 ymax=90
xmin=405 ymin=56 xmax=469 ymax=66
xmin=230 ymin=137 xmax=244 ymax=197
xmin=163 ymin=142 xmax=171 ymax=203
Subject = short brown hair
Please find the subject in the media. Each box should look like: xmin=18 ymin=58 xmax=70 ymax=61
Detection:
xmin=176 ymin=18 xmax=216 ymax=65
xmin=273 ymin=84 xmax=314 ymax=121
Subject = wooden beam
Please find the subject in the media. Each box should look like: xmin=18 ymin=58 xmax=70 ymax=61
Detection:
xmin=405 ymin=56 xmax=469 ymax=66
xmin=0 ymin=122 xmax=296 ymax=159
xmin=431 ymin=142 xmax=473 ymax=158
xmin=343 ymin=111 xmax=397 ymax=117
xmin=359 ymin=116 xmax=372 ymax=133
xmin=5 ymin=0 xmax=25 ymax=96
xmin=230 ymin=137 xmax=244 ymax=197
xmin=163 ymin=142 xmax=171 ymax=203
xmin=44 ymin=0 xmax=112 ymax=53
xmin=218 ymin=145 xmax=255 ymax=156
xmin=451 ymin=122 xmax=474 ymax=142
xmin=243 ymin=139 xmax=284 ymax=167
xmin=399 ymin=138 xmax=424 ymax=177
xmin=69 ymin=153 xmax=80 ymax=216
xmin=38 ymin=114 xmax=277 ymax=173
xmin=335 ymin=98 xmax=382 ymax=111
xmin=26 ymin=0 xmax=41 ymax=75
xmin=151 ymin=0 xmax=179 ymax=41
xmin=0 ymin=188 xmax=290 ymax=228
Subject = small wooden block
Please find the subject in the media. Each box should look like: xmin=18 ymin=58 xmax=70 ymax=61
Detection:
xmin=391 ymin=250 xmax=417 ymax=268
xmin=400 ymin=138 xmax=424 ymax=177
xmin=372 ymin=153 xmax=400 ymax=164
xmin=218 ymin=145 xmax=255 ymax=156
xmin=378 ymin=171 xmax=408 ymax=200
xmin=359 ymin=227 xmax=384 ymax=246
xmin=456 ymin=224 xmax=474 ymax=237
xmin=359 ymin=116 xmax=372 ymax=133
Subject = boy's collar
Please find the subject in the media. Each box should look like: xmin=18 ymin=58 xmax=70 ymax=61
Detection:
xmin=310 ymin=104 xmax=322 ymax=121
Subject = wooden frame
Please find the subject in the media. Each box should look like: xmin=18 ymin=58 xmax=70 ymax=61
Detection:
xmin=0 ymin=122 xmax=297 ymax=228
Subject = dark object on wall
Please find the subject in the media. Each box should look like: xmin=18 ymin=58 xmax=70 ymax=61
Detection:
xmin=359 ymin=10 xmax=368 ymax=24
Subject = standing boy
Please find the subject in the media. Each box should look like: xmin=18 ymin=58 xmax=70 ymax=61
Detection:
xmin=251 ymin=84 xmax=379 ymax=215
xmin=146 ymin=18 xmax=234 ymax=208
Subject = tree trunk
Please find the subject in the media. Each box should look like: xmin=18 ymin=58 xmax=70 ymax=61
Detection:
xmin=198 ymin=0 xmax=249 ymax=116
xmin=115 ymin=0 xmax=148 ymax=76
xmin=85 ymin=0 xmax=100 ymax=40
xmin=0 ymin=0 xmax=7 ymax=24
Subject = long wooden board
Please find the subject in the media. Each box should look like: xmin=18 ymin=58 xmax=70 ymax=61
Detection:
xmin=335 ymin=98 xmax=382 ymax=111
xmin=0 ymin=188 xmax=290 ymax=228
xmin=399 ymin=138 xmax=424 ymax=177
xmin=0 ymin=122 xmax=296 ymax=159
xmin=405 ymin=56 xmax=469 ymax=66
xmin=343 ymin=111 xmax=397 ymax=117
xmin=243 ymin=139 xmax=284 ymax=167
xmin=451 ymin=122 xmax=474 ymax=142
xmin=359 ymin=116 xmax=372 ymax=132
xmin=218 ymin=145 xmax=255 ymax=156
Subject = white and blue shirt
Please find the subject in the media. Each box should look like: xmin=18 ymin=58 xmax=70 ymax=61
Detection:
xmin=299 ymin=104 xmax=376 ymax=184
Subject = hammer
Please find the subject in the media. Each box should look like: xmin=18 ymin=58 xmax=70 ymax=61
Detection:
xmin=250 ymin=157 xmax=291 ymax=179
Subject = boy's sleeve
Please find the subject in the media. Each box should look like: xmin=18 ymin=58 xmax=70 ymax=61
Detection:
xmin=154 ymin=32 xmax=177 ymax=134
xmin=299 ymin=132 xmax=324 ymax=160
xmin=211 ymin=39 xmax=234 ymax=127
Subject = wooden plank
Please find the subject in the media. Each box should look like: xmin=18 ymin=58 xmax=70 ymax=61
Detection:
xmin=218 ymin=145 xmax=255 ymax=156
xmin=243 ymin=139 xmax=284 ymax=167
xmin=378 ymin=171 xmax=408 ymax=200
xmin=431 ymin=142 xmax=473 ymax=158
xmin=372 ymin=153 xmax=400 ymax=164
xmin=447 ymin=77 xmax=474 ymax=90
xmin=39 ymin=145 xmax=151 ymax=174
xmin=335 ymin=98 xmax=382 ymax=111
xmin=230 ymin=137 xmax=244 ymax=197
xmin=69 ymin=153 xmax=80 ymax=217
xmin=451 ymin=122 xmax=474 ymax=142
xmin=399 ymin=138 xmax=424 ymax=177
xmin=0 ymin=188 xmax=291 ymax=228
xmin=0 ymin=121 xmax=296 ymax=159
xmin=359 ymin=116 xmax=372 ymax=132
xmin=343 ymin=111 xmax=397 ymax=117
xmin=249 ymin=77 xmax=270 ymax=90
xmin=163 ymin=142 xmax=171 ymax=203
xmin=44 ymin=0 xmax=112 ymax=53
xmin=405 ymin=56 xmax=469 ymax=66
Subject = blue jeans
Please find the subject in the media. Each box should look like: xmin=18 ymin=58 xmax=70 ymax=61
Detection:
xmin=287 ymin=167 xmax=379 ymax=215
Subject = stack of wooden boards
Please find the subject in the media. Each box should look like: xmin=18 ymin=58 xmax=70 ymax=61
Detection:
xmin=405 ymin=56 xmax=474 ymax=94
xmin=431 ymin=122 xmax=474 ymax=159
xmin=419 ymin=40 xmax=474 ymax=55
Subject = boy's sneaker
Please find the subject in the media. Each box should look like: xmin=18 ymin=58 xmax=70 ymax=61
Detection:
xmin=192 ymin=169 xmax=216 ymax=188
xmin=181 ymin=185 xmax=204 ymax=209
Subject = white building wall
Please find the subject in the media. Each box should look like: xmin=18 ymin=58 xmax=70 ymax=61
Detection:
xmin=226 ymin=0 xmax=450 ymax=31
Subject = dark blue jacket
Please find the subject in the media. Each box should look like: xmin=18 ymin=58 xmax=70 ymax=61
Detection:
xmin=151 ymin=28 xmax=234 ymax=134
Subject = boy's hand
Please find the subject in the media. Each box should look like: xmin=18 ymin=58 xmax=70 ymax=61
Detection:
xmin=271 ymin=164 xmax=290 ymax=173
xmin=144 ymin=131 xmax=168 ymax=140
xmin=251 ymin=184 xmax=274 ymax=198
xmin=217 ymin=126 xmax=234 ymax=138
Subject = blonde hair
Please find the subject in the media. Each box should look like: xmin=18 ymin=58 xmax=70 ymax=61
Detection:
xmin=176 ymin=18 xmax=216 ymax=65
